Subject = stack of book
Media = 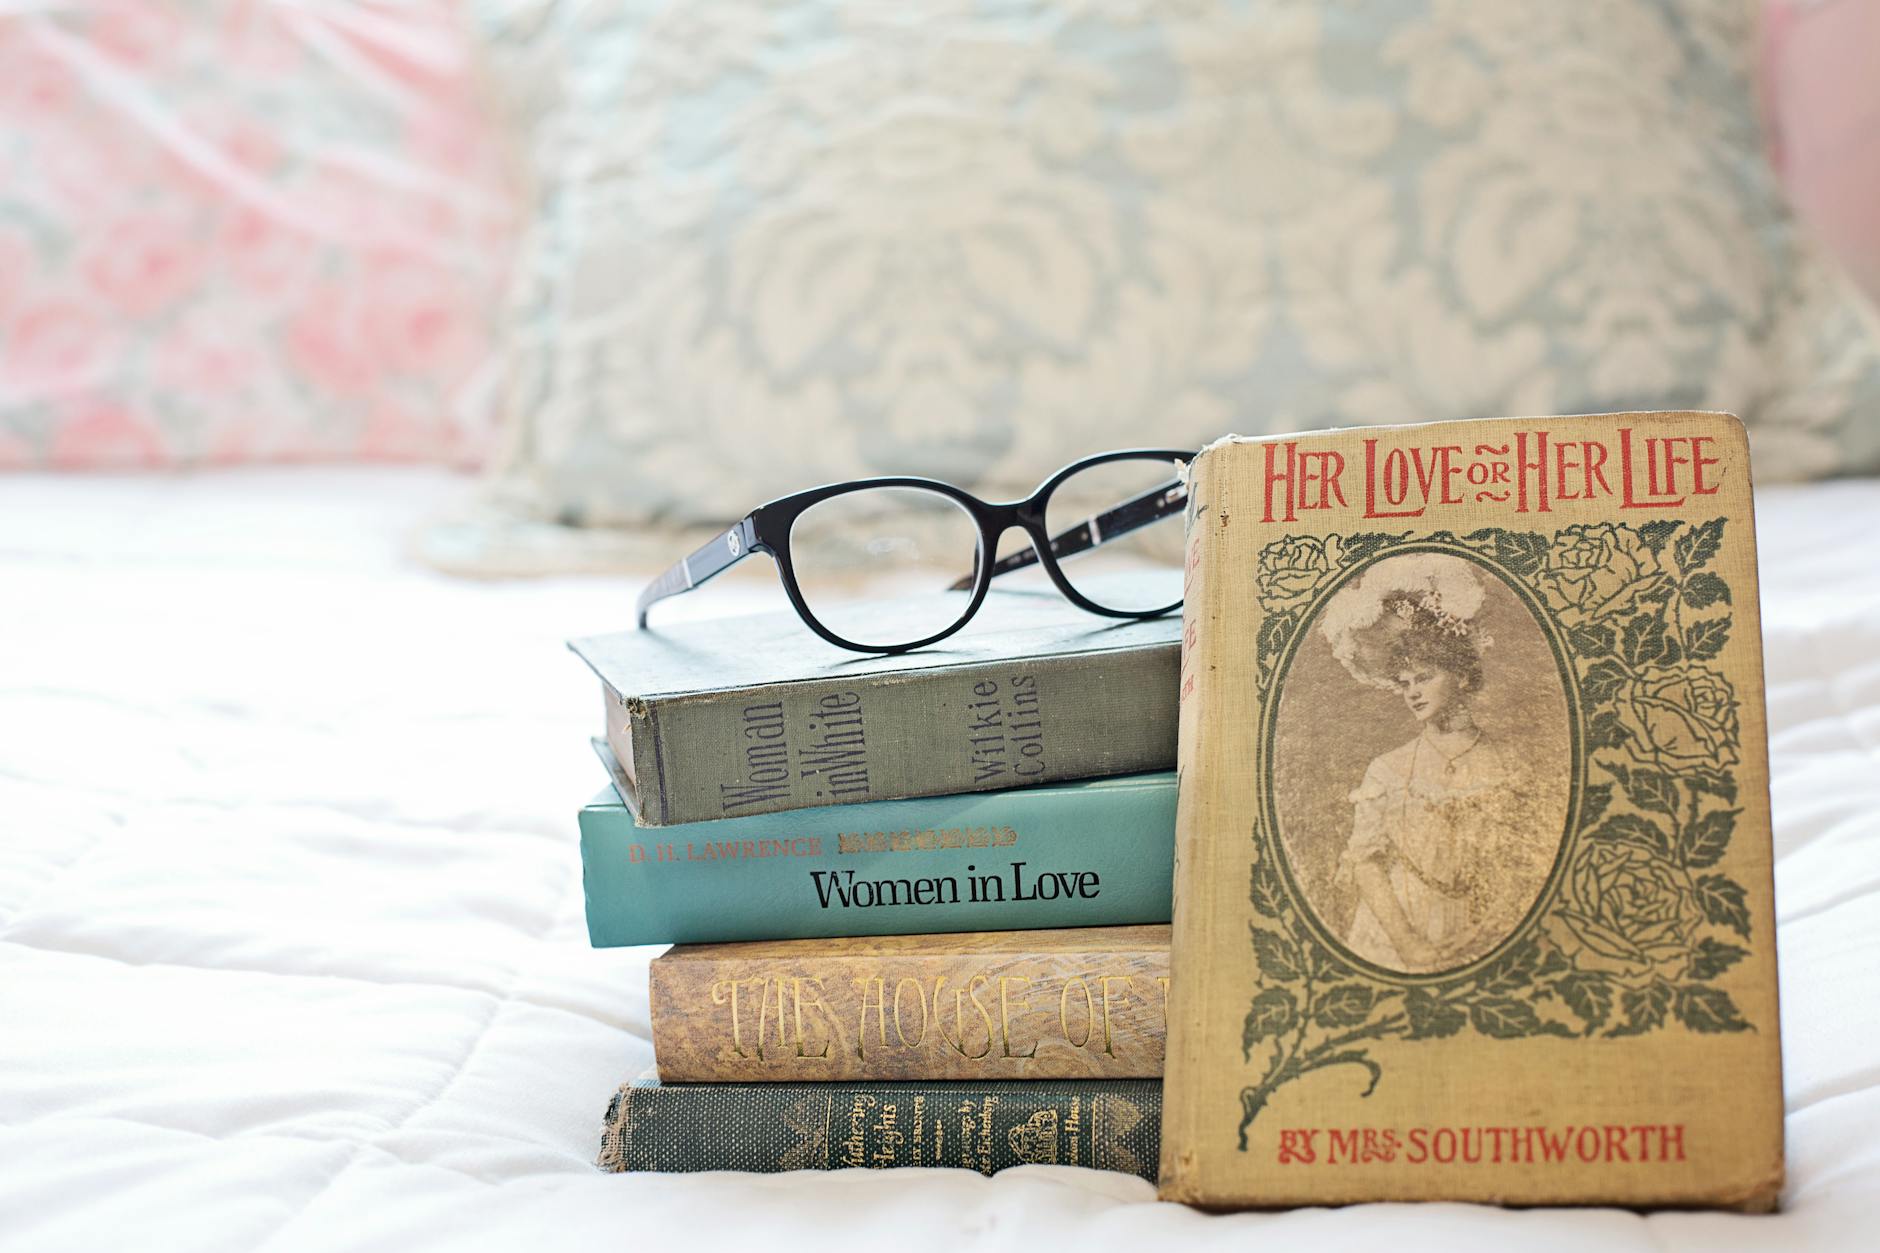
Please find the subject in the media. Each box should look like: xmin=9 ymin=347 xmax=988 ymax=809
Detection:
xmin=569 ymin=586 xmax=1182 ymax=1180
xmin=567 ymin=413 xmax=1787 ymax=1210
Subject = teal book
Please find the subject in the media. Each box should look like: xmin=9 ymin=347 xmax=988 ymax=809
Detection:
xmin=579 ymin=753 xmax=1176 ymax=946
xmin=599 ymin=1077 xmax=1162 ymax=1180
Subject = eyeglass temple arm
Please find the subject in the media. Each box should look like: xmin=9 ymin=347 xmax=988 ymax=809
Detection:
xmin=947 ymin=477 xmax=1189 ymax=591
xmin=637 ymin=517 xmax=760 ymax=628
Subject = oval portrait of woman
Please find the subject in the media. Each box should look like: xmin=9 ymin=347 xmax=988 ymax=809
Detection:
xmin=1269 ymin=552 xmax=1574 ymax=976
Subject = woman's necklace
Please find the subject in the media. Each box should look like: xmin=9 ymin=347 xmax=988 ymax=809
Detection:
xmin=1421 ymin=726 xmax=1481 ymax=778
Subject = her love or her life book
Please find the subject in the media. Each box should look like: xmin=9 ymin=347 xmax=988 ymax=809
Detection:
xmin=650 ymin=926 xmax=1169 ymax=1082
xmin=568 ymin=580 xmax=1178 ymax=827
xmin=1159 ymin=413 xmax=1782 ymax=1210
xmin=579 ymin=749 xmax=1175 ymax=945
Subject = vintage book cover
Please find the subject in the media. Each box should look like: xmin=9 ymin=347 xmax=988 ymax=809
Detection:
xmin=569 ymin=580 xmax=1178 ymax=826
xmin=580 ymin=749 xmax=1175 ymax=945
xmin=600 ymin=1075 xmax=1161 ymax=1180
xmin=1159 ymin=412 xmax=1782 ymax=1209
xmin=651 ymin=925 xmax=1169 ymax=1082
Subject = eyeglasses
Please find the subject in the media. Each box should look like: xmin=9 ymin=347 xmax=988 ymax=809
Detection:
xmin=637 ymin=448 xmax=1196 ymax=653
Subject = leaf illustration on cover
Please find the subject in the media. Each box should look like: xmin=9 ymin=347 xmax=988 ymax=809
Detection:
xmin=1249 ymin=859 xmax=1287 ymax=919
xmin=1242 ymin=987 xmax=1297 ymax=1059
xmin=1674 ymin=984 xmax=1750 ymax=1034
xmin=1693 ymin=874 xmax=1751 ymax=937
xmin=1403 ymin=988 xmax=1466 ymax=1039
xmin=1680 ymin=809 xmax=1737 ymax=868
xmin=1617 ymin=768 xmax=1681 ymax=818
xmin=1682 ymin=572 xmax=1731 ymax=608
xmin=1250 ymin=927 xmax=1302 ymax=981
xmin=1608 ymin=981 xmax=1674 ymax=1038
xmin=1685 ymin=617 xmax=1731 ymax=661
xmin=1556 ymin=971 xmax=1614 ymax=1030
xmin=1314 ymin=984 xmax=1375 ymax=1028
xmin=1674 ymin=519 xmax=1726 ymax=572
xmin=1688 ymin=937 xmax=1748 ymax=981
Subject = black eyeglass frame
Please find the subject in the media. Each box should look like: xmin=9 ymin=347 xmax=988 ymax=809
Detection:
xmin=636 ymin=447 xmax=1197 ymax=654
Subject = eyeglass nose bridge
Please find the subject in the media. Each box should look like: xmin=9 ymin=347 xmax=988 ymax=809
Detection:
xmin=953 ymin=465 xmax=1192 ymax=613
xmin=952 ymin=498 xmax=1090 ymax=596
xmin=943 ymin=501 xmax=1032 ymax=594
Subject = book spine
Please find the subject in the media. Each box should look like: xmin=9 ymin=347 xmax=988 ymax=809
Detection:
xmin=599 ymin=1080 xmax=1162 ymax=1180
xmin=579 ymin=773 xmax=1176 ymax=946
xmin=616 ymin=640 xmax=1178 ymax=826
xmin=1161 ymin=450 xmax=1228 ymax=1198
xmin=651 ymin=938 xmax=1170 ymax=1081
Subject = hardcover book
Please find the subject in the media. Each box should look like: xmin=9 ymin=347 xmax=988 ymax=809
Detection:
xmin=600 ymin=1075 xmax=1161 ymax=1180
xmin=1159 ymin=412 xmax=1782 ymax=1209
xmin=651 ymin=925 xmax=1169 ymax=1082
xmin=579 ymin=749 xmax=1175 ymax=945
xmin=569 ymin=581 xmax=1178 ymax=826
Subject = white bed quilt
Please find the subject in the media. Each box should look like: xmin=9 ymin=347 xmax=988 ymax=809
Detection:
xmin=2 ymin=469 xmax=1877 ymax=1251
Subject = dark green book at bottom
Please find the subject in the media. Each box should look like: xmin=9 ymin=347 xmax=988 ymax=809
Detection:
xmin=600 ymin=1078 xmax=1161 ymax=1181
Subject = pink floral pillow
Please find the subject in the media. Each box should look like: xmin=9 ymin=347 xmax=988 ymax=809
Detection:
xmin=0 ymin=3 xmax=515 ymax=469
xmin=1760 ymin=0 xmax=1880 ymax=308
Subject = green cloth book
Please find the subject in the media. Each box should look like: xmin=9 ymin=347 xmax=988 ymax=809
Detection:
xmin=600 ymin=1077 xmax=1162 ymax=1180
xmin=569 ymin=581 xmax=1179 ymax=827
xmin=578 ymin=754 xmax=1176 ymax=945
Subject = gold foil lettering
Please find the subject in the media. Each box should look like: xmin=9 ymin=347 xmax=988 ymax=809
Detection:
xmin=1099 ymin=974 xmax=1130 ymax=1058
xmin=752 ymin=975 xmax=787 ymax=1061
xmin=792 ymin=976 xmax=832 ymax=1060
xmin=963 ymin=975 xmax=996 ymax=1061
xmin=711 ymin=978 xmax=748 ymax=1058
xmin=998 ymin=975 xmax=1038 ymax=1059
xmin=870 ymin=1100 xmax=902 ymax=1166
xmin=1060 ymin=976 xmax=1094 ymax=1049
xmin=892 ymin=977 xmax=929 ymax=1048
xmin=853 ymin=976 xmax=887 ymax=1059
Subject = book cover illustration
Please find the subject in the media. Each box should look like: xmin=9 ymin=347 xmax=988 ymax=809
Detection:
xmin=1160 ymin=413 xmax=1782 ymax=1210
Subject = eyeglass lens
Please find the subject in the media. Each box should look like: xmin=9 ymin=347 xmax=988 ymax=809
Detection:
xmin=788 ymin=486 xmax=982 ymax=648
xmin=1042 ymin=456 xmax=1188 ymax=612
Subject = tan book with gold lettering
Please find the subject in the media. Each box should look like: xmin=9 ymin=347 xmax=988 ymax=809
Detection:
xmin=1159 ymin=412 xmax=1782 ymax=1209
xmin=651 ymin=925 xmax=1168 ymax=1081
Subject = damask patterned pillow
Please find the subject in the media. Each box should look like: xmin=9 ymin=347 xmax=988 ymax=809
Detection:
xmin=444 ymin=0 xmax=1880 ymax=571
xmin=0 ymin=3 xmax=514 ymax=468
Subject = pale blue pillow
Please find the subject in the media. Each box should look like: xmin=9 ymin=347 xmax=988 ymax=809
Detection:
xmin=451 ymin=0 xmax=1880 ymax=568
